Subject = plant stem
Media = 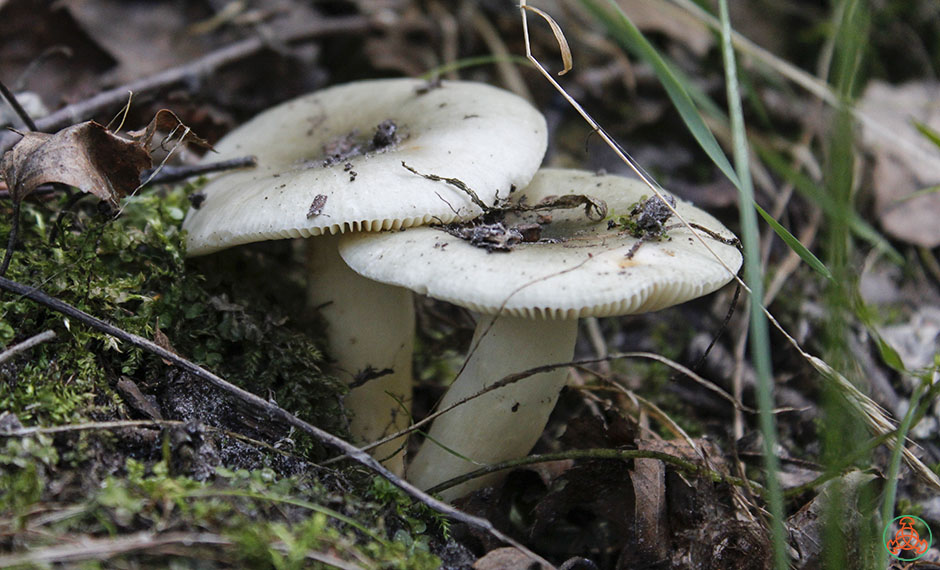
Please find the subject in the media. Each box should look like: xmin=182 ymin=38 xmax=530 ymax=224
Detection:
xmin=426 ymin=447 xmax=753 ymax=496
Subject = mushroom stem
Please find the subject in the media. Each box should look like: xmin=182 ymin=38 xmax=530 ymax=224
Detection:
xmin=407 ymin=313 xmax=577 ymax=500
xmin=307 ymin=235 xmax=413 ymax=475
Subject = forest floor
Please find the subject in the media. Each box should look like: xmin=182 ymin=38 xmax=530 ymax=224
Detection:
xmin=2 ymin=1 xmax=940 ymax=568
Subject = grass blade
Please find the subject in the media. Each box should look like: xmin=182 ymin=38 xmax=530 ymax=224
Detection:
xmin=876 ymin=381 xmax=927 ymax=569
xmin=756 ymin=146 xmax=903 ymax=264
xmin=582 ymin=0 xmax=837 ymax=281
xmin=913 ymin=118 xmax=940 ymax=149
xmin=580 ymin=0 xmax=741 ymax=190
xmin=754 ymin=203 xmax=832 ymax=280
xmin=420 ymin=55 xmax=532 ymax=80
xmin=716 ymin=0 xmax=787 ymax=567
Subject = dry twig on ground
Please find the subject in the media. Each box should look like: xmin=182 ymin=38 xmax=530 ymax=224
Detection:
xmin=0 ymin=273 xmax=554 ymax=569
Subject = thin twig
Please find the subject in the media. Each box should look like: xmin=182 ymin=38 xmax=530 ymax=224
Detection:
xmin=0 ymin=79 xmax=38 ymax=131
xmin=0 ymin=186 xmax=56 ymax=200
xmin=0 ymin=530 xmax=369 ymax=569
xmin=0 ymin=329 xmax=55 ymax=364
xmin=140 ymin=156 xmax=257 ymax=186
xmin=342 ymin=350 xmax=759 ymax=462
xmin=400 ymin=161 xmax=489 ymax=211
xmin=0 ymin=419 xmax=316 ymax=466
xmin=0 ymin=274 xmax=554 ymax=569
xmin=0 ymin=15 xmax=373 ymax=152
xmin=0 ymin=532 xmax=231 ymax=567
xmin=425 ymin=447 xmax=753 ymax=496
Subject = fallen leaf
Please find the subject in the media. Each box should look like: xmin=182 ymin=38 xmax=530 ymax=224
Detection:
xmin=1 ymin=121 xmax=151 ymax=205
xmin=116 ymin=376 xmax=163 ymax=420
xmin=128 ymin=109 xmax=212 ymax=152
xmin=631 ymin=446 xmax=669 ymax=563
xmin=788 ymin=471 xmax=878 ymax=568
xmin=527 ymin=193 xmax=608 ymax=221
xmin=473 ymin=547 xmax=549 ymax=570
xmin=1 ymin=110 xmax=209 ymax=205
xmin=878 ymin=305 xmax=940 ymax=425
xmin=153 ymin=323 xmax=177 ymax=366
xmin=559 ymin=412 xmax=638 ymax=450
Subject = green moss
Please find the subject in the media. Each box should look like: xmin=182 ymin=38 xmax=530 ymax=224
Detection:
xmin=6 ymin=456 xmax=440 ymax=568
xmin=367 ymin=475 xmax=451 ymax=541
xmin=1 ymin=185 xmax=347 ymax=444
xmin=0 ymin=185 xmax=442 ymax=567
xmin=0 ymin=433 xmax=58 ymax=517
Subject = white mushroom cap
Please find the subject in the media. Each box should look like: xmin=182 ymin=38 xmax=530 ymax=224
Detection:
xmin=183 ymin=78 xmax=547 ymax=255
xmin=339 ymin=168 xmax=742 ymax=318
xmin=340 ymin=168 xmax=742 ymax=499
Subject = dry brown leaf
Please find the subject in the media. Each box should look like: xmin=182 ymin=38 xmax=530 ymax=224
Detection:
xmin=115 ymin=377 xmax=163 ymax=420
xmin=1 ymin=121 xmax=151 ymax=205
xmin=128 ymin=108 xmax=212 ymax=151
xmin=473 ymin=547 xmax=549 ymax=570
xmin=525 ymin=193 xmax=609 ymax=220
xmin=522 ymin=4 xmax=573 ymax=75
xmin=153 ymin=324 xmax=176 ymax=366
xmin=0 ymin=110 xmax=208 ymax=205
xmin=787 ymin=471 xmax=877 ymax=567
xmin=632 ymin=443 xmax=670 ymax=562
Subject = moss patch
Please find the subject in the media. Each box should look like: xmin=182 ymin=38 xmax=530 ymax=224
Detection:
xmin=0 ymin=186 xmax=441 ymax=567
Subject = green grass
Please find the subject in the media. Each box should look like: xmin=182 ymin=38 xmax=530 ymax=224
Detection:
xmin=0 ymin=184 xmax=444 ymax=568
xmin=716 ymin=2 xmax=786 ymax=567
xmin=573 ymin=0 xmax=938 ymax=567
xmin=577 ymin=0 xmax=786 ymax=561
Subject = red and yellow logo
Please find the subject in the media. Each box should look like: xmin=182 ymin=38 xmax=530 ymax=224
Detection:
xmin=884 ymin=515 xmax=932 ymax=561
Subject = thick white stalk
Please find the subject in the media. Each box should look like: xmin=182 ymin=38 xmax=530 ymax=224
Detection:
xmin=407 ymin=314 xmax=577 ymax=500
xmin=307 ymin=235 xmax=413 ymax=475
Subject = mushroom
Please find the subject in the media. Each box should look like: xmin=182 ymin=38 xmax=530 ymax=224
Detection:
xmin=182 ymin=78 xmax=547 ymax=473
xmin=338 ymin=168 xmax=742 ymax=498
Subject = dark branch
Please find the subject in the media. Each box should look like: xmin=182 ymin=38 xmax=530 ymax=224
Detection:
xmin=0 ymin=80 xmax=38 ymax=131
xmin=141 ymin=156 xmax=257 ymax=186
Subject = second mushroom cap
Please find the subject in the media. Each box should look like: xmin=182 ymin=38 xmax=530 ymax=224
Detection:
xmin=339 ymin=168 xmax=742 ymax=318
xmin=338 ymin=168 xmax=743 ymax=499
